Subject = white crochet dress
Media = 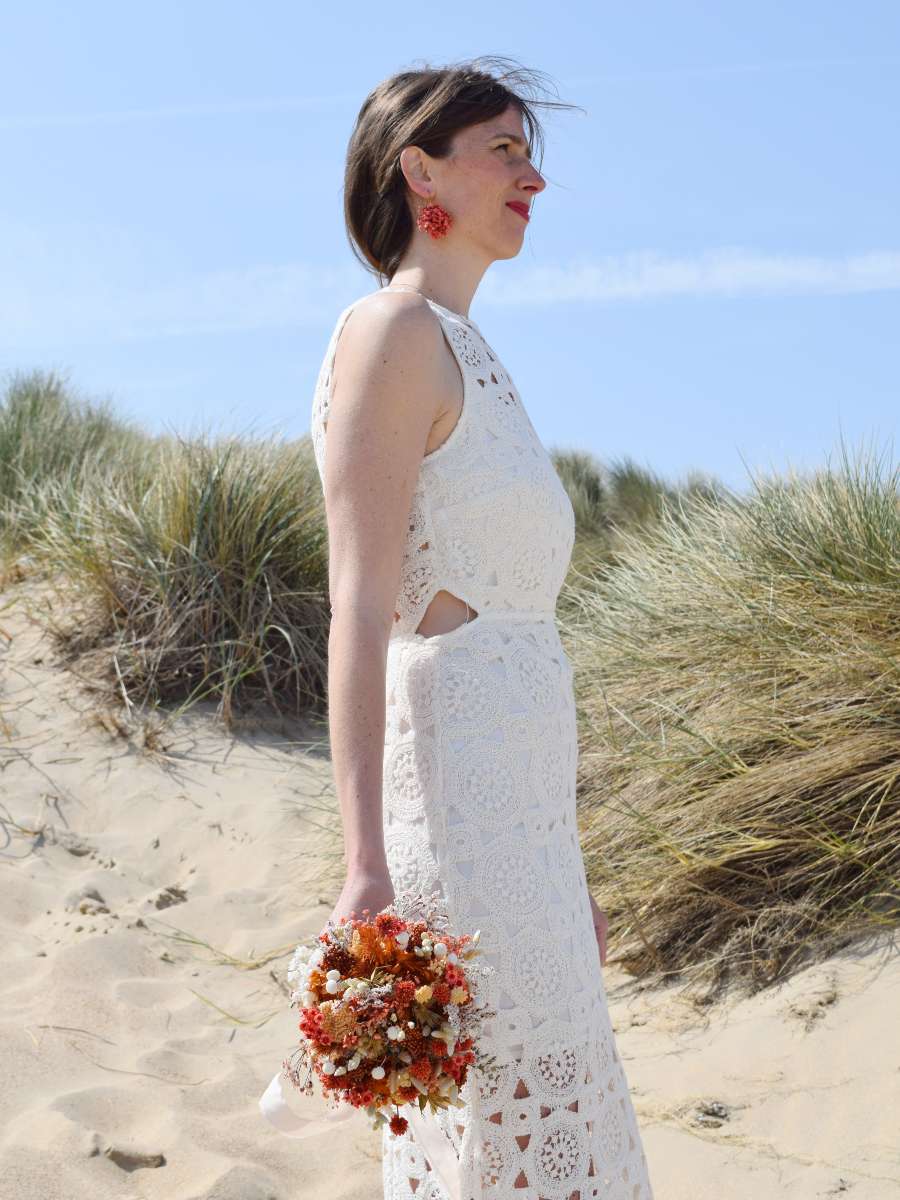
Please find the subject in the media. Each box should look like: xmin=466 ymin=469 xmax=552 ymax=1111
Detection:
xmin=310 ymin=287 xmax=655 ymax=1200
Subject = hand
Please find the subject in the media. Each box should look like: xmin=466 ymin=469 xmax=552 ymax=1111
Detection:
xmin=320 ymin=866 xmax=395 ymax=939
xmin=588 ymin=892 xmax=609 ymax=967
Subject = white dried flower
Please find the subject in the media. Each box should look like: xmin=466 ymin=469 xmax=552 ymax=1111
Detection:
xmin=286 ymin=942 xmax=315 ymax=987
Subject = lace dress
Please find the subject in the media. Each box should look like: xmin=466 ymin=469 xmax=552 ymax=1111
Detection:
xmin=310 ymin=287 xmax=655 ymax=1200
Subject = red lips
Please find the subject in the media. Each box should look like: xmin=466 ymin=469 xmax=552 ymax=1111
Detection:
xmin=506 ymin=201 xmax=530 ymax=221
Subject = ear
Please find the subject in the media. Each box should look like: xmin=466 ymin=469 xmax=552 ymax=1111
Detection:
xmin=398 ymin=144 xmax=434 ymax=196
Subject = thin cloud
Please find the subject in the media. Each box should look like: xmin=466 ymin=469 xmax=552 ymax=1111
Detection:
xmin=489 ymin=249 xmax=900 ymax=305
xmin=4 ymin=249 xmax=899 ymax=348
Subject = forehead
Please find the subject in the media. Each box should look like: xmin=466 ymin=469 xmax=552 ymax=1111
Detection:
xmin=465 ymin=108 xmax=528 ymax=145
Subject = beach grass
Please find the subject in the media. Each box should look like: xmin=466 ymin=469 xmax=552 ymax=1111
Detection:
xmin=2 ymin=367 xmax=897 ymax=996
xmin=562 ymin=435 xmax=900 ymax=999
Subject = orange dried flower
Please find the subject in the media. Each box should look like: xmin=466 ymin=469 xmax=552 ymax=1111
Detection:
xmin=276 ymin=897 xmax=488 ymax=1144
xmin=321 ymin=1004 xmax=356 ymax=1042
xmin=443 ymin=963 xmax=465 ymax=987
xmin=402 ymin=1028 xmax=428 ymax=1058
xmin=410 ymin=1057 xmax=433 ymax=1082
xmin=393 ymin=980 xmax=416 ymax=1005
xmin=321 ymin=945 xmax=354 ymax=974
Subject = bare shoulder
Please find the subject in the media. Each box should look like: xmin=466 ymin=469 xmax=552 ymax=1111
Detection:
xmin=329 ymin=291 xmax=452 ymax=435
xmin=335 ymin=289 xmax=444 ymax=370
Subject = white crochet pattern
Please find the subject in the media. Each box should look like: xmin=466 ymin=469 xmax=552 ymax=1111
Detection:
xmin=310 ymin=289 xmax=654 ymax=1199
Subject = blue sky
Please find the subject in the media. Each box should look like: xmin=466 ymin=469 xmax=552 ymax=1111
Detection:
xmin=2 ymin=2 xmax=897 ymax=494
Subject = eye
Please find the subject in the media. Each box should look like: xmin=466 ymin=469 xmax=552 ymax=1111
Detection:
xmin=496 ymin=141 xmax=533 ymax=163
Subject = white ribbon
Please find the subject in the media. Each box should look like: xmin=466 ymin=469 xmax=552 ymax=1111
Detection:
xmin=259 ymin=1067 xmax=475 ymax=1200
xmin=405 ymin=1103 xmax=464 ymax=1200
xmin=258 ymin=1069 xmax=357 ymax=1139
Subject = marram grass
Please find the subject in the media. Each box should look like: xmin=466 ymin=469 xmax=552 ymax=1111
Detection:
xmin=3 ymin=369 xmax=898 ymax=997
xmin=560 ymin=438 xmax=900 ymax=999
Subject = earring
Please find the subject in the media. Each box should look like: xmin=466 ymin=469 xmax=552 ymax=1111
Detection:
xmin=416 ymin=197 xmax=453 ymax=239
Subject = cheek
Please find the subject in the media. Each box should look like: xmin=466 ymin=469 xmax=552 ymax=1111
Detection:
xmin=460 ymin=156 xmax=505 ymax=188
xmin=453 ymin=162 xmax=510 ymax=223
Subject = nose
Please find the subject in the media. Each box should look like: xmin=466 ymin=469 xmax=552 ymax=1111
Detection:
xmin=522 ymin=165 xmax=546 ymax=195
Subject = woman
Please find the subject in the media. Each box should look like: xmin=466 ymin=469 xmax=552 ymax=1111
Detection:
xmin=311 ymin=57 xmax=654 ymax=1200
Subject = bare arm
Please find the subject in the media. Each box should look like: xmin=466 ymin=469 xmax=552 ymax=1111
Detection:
xmin=319 ymin=294 xmax=448 ymax=922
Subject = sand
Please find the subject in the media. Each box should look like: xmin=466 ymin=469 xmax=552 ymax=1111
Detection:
xmin=1 ymin=571 xmax=898 ymax=1199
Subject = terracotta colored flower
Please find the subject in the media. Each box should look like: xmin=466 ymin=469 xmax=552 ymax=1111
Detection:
xmin=443 ymin=963 xmax=465 ymax=987
xmin=321 ymin=944 xmax=354 ymax=974
xmin=274 ymin=893 xmax=491 ymax=1143
xmin=375 ymin=912 xmax=406 ymax=936
xmin=407 ymin=920 xmax=429 ymax=943
xmin=402 ymin=1028 xmax=428 ymax=1058
xmin=393 ymin=979 xmax=416 ymax=1005
xmin=410 ymin=1057 xmax=433 ymax=1082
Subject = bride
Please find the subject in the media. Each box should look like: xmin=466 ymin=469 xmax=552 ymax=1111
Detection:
xmin=271 ymin=54 xmax=655 ymax=1199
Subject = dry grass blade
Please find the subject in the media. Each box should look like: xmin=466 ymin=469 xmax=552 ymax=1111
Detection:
xmin=150 ymin=919 xmax=299 ymax=972
xmin=562 ymin=435 xmax=900 ymax=1001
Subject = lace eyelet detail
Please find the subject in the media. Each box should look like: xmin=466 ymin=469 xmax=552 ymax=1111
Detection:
xmin=312 ymin=294 xmax=654 ymax=1200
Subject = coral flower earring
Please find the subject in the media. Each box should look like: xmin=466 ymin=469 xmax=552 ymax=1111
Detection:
xmin=416 ymin=200 xmax=453 ymax=239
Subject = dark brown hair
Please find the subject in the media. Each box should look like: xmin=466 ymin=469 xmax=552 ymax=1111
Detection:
xmin=343 ymin=55 xmax=584 ymax=282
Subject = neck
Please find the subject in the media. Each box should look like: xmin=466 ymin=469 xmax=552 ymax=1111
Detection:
xmin=388 ymin=255 xmax=488 ymax=321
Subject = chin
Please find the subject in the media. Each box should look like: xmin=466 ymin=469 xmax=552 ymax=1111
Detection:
xmin=504 ymin=244 xmax=525 ymax=261
xmin=493 ymin=238 xmax=525 ymax=262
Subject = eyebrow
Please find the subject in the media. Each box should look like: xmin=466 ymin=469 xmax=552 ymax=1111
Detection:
xmin=488 ymin=130 xmax=527 ymax=146
xmin=487 ymin=130 xmax=533 ymax=158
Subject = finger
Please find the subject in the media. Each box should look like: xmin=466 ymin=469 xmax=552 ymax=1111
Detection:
xmin=594 ymin=920 xmax=607 ymax=966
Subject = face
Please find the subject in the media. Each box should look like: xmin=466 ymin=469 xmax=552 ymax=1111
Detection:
xmin=404 ymin=102 xmax=547 ymax=261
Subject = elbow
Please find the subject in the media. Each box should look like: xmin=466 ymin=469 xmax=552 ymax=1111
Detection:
xmin=328 ymin=602 xmax=393 ymax=648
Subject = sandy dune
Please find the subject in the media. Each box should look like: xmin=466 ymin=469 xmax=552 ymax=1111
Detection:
xmin=2 ymin=573 xmax=898 ymax=1199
